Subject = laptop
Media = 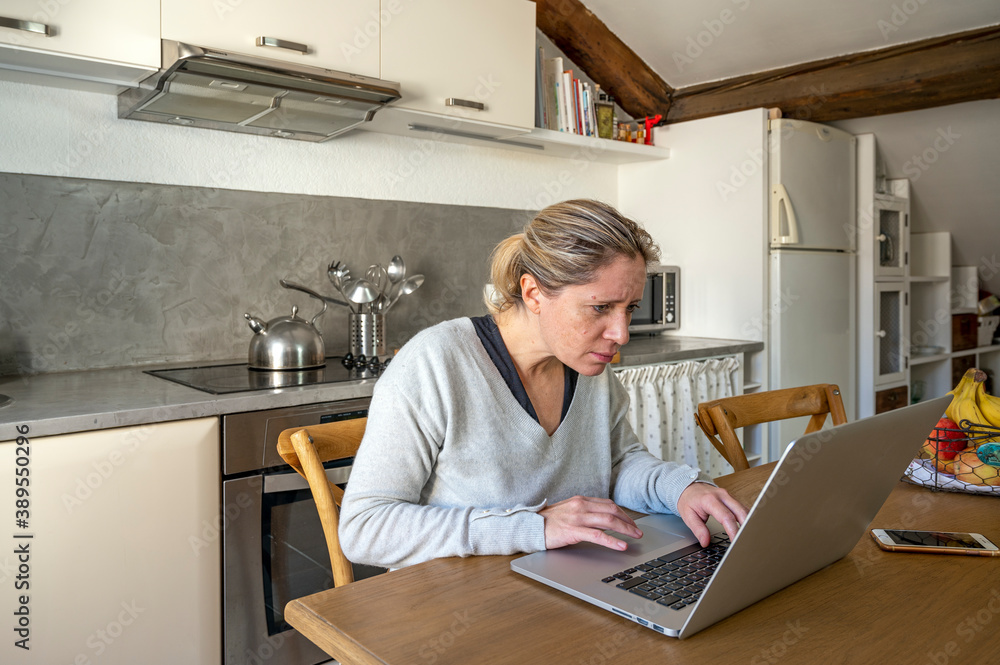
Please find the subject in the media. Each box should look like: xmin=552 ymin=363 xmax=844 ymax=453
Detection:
xmin=511 ymin=395 xmax=951 ymax=638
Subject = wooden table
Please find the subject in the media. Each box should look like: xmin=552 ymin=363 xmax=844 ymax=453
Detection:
xmin=286 ymin=464 xmax=1000 ymax=664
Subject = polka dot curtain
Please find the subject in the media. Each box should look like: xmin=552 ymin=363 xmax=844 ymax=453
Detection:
xmin=616 ymin=356 xmax=740 ymax=479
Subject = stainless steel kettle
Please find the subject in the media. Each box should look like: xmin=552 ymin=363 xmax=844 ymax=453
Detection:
xmin=244 ymin=299 xmax=327 ymax=370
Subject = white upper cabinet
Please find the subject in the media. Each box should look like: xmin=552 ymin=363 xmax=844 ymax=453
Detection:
xmin=0 ymin=0 xmax=159 ymax=84
xmin=162 ymin=0 xmax=381 ymax=78
xmin=380 ymin=0 xmax=536 ymax=130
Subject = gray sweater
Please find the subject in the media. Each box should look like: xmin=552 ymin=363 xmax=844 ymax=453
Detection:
xmin=339 ymin=318 xmax=701 ymax=568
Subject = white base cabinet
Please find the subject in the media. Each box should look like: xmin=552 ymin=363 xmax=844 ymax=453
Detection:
xmin=0 ymin=418 xmax=220 ymax=664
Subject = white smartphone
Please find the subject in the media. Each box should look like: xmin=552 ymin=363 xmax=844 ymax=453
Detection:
xmin=870 ymin=529 xmax=1000 ymax=556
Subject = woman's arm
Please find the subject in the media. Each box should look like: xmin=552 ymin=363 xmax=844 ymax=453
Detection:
xmin=605 ymin=375 xmax=747 ymax=544
xmin=338 ymin=379 xmax=546 ymax=569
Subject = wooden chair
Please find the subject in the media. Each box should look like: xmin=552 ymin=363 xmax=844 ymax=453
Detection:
xmin=694 ymin=384 xmax=848 ymax=472
xmin=276 ymin=417 xmax=367 ymax=588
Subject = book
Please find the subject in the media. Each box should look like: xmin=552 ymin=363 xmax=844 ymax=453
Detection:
xmin=543 ymin=56 xmax=562 ymax=131
xmin=560 ymin=69 xmax=574 ymax=133
xmin=575 ymin=78 xmax=585 ymax=135
xmin=587 ymin=83 xmax=601 ymax=136
xmin=535 ymin=46 xmax=544 ymax=128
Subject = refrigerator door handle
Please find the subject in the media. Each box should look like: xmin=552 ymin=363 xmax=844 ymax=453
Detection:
xmin=771 ymin=184 xmax=800 ymax=245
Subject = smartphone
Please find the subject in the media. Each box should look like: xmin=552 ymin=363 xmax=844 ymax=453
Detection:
xmin=870 ymin=529 xmax=1000 ymax=556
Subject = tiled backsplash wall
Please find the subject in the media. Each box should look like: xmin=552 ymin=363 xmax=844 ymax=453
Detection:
xmin=0 ymin=172 xmax=531 ymax=376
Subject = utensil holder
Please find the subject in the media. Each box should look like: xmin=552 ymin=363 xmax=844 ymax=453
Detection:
xmin=350 ymin=313 xmax=385 ymax=359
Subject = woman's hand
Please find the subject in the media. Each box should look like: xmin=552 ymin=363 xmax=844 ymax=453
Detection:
xmin=676 ymin=482 xmax=748 ymax=547
xmin=539 ymin=495 xmax=642 ymax=551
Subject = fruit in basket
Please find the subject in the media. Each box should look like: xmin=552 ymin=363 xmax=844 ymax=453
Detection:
xmin=948 ymin=368 xmax=979 ymax=397
xmin=976 ymin=384 xmax=1000 ymax=428
xmin=977 ymin=443 xmax=1000 ymax=467
xmin=945 ymin=369 xmax=999 ymax=443
xmin=953 ymin=449 xmax=1000 ymax=486
xmin=921 ymin=417 xmax=969 ymax=472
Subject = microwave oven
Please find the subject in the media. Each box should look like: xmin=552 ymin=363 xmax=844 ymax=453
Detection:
xmin=630 ymin=265 xmax=679 ymax=334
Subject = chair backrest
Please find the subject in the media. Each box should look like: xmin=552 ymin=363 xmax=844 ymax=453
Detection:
xmin=276 ymin=417 xmax=367 ymax=588
xmin=694 ymin=384 xmax=847 ymax=472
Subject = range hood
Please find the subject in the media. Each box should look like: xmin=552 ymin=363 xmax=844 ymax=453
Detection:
xmin=118 ymin=41 xmax=401 ymax=142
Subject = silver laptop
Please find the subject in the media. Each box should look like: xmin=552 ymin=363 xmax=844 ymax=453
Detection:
xmin=511 ymin=395 xmax=950 ymax=638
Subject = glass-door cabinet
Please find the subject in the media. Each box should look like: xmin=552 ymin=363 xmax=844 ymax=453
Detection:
xmin=874 ymin=281 xmax=909 ymax=386
xmin=873 ymin=197 xmax=909 ymax=279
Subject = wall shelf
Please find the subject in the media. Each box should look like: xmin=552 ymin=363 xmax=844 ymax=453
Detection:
xmin=519 ymin=127 xmax=670 ymax=163
xmin=911 ymin=352 xmax=950 ymax=365
xmin=360 ymin=107 xmax=669 ymax=163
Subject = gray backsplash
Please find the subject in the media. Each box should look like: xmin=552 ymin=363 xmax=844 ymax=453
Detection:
xmin=0 ymin=172 xmax=531 ymax=377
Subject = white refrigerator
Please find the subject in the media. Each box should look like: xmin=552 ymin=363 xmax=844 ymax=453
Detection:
xmin=768 ymin=119 xmax=857 ymax=461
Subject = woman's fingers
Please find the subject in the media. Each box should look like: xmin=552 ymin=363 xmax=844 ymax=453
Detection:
xmin=540 ymin=496 xmax=642 ymax=550
xmin=676 ymin=482 xmax=748 ymax=546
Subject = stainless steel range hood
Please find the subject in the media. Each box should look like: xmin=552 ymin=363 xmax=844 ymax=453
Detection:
xmin=118 ymin=41 xmax=401 ymax=142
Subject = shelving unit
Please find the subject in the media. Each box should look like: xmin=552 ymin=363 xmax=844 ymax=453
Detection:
xmin=908 ymin=231 xmax=1000 ymax=401
xmin=531 ymin=32 xmax=669 ymax=164
xmin=857 ymin=134 xmax=912 ymax=417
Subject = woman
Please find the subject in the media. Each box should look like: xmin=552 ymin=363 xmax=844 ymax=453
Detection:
xmin=339 ymin=199 xmax=747 ymax=569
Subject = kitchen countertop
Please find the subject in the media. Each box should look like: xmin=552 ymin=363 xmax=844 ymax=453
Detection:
xmin=0 ymin=335 xmax=762 ymax=440
xmin=613 ymin=334 xmax=763 ymax=367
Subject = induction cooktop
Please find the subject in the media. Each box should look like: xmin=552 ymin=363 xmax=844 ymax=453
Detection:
xmin=145 ymin=358 xmax=379 ymax=395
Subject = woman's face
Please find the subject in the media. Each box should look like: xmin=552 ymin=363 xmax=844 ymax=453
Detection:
xmin=529 ymin=253 xmax=647 ymax=376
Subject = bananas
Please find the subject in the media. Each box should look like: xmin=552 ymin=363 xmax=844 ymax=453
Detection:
xmin=948 ymin=368 xmax=978 ymax=397
xmin=945 ymin=368 xmax=1000 ymax=444
xmin=978 ymin=385 xmax=1000 ymax=430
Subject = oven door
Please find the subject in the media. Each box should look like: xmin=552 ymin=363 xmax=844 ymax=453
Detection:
xmin=224 ymin=465 xmax=383 ymax=665
xmin=629 ymin=272 xmax=665 ymax=332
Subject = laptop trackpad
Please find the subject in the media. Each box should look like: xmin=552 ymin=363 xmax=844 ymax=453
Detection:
xmin=605 ymin=513 xmax=699 ymax=558
xmin=514 ymin=513 xmax=695 ymax=582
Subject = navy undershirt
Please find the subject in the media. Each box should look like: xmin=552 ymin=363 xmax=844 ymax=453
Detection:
xmin=470 ymin=315 xmax=578 ymax=425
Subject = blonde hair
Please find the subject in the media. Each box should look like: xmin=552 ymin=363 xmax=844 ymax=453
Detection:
xmin=486 ymin=199 xmax=660 ymax=314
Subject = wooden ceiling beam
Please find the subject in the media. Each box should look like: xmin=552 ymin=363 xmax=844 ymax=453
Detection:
xmin=533 ymin=0 xmax=673 ymax=119
xmin=668 ymin=25 xmax=1000 ymax=124
xmin=534 ymin=1 xmax=999 ymax=126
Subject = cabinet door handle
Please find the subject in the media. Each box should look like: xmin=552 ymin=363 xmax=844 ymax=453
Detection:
xmin=0 ymin=16 xmax=53 ymax=36
xmin=445 ymin=98 xmax=486 ymax=111
xmin=876 ymin=330 xmax=887 ymax=338
xmin=256 ymin=36 xmax=308 ymax=54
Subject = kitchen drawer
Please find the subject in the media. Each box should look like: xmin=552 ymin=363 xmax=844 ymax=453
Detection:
xmin=875 ymin=385 xmax=908 ymax=414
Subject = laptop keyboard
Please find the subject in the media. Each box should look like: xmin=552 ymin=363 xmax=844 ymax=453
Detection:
xmin=601 ymin=534 xmax=730 ymax=611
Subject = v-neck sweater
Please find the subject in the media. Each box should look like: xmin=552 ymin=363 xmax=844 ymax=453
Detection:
xmin=339 ymin=318 xmax=702 ymax=569
xmin=469 ymin=313 xmax=577 ymax=425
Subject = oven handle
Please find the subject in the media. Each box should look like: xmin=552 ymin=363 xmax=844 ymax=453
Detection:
xmin=263 ymin=465 xmax=352 ymax=494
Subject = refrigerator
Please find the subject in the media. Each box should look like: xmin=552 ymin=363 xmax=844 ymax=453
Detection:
xmin=767 ymin=119 xmax=857 ymax=461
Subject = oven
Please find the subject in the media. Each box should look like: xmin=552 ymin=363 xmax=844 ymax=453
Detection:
xmin=221 ymin=397 xmax=381 ymax=665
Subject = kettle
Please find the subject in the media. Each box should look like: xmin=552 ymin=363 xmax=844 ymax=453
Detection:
xmin=244 ymin=299 xmax=327 ymax=370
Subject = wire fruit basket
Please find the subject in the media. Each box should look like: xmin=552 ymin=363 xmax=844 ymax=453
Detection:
xmin=904 ymin=420 xmax=1000 ymax=496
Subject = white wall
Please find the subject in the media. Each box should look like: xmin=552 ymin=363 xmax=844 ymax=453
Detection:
xmin=0 ymin=80 xmax=618 ymax=210
xmin=618 ymin=108 xmax=769 ymax=343
xmin=831 ymin=99 xmax=1000 ymax=296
